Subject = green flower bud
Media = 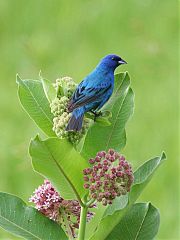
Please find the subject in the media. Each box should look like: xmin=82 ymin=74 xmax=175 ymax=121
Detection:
xmin=50 ymin=96 xmax=69 ymax=116
xmin=52 ymin=112 xmax=71 ymax=138
xmin=51 ymin=76 xmax=90 ymax=144
xmin=54 ymin=77 xmax=77 ymax=98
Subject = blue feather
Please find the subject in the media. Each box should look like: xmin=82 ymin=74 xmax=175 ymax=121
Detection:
xmin=66 ymin=54 xmax=127 ymax=131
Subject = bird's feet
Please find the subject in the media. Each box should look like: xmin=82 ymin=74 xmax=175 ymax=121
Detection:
xmin=90 ymin=110 xmax=102 ymax=121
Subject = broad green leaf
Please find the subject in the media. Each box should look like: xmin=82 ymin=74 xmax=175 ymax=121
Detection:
xmin=40 ymin=77 xmax=56 ymax=103
xmin=90 ymin=152 xmax=166 ymax=240
xmin=29 ymin=136 xmax=89 ymax=201
xmin=82 ymin=72 xmax=134 ymax=159
xmin=86 ymin=195 xmax=128 ymax=239
xmin=16 ymin=75 xmax=55 ymax=137
xmin=129 ymin=152 xmax=166 ymax=203
xmin=85 ymin=204 xmax=106 ymax=240
xmin=103 ymin=194 xmax=128 ymax=217
xmin=0 ymin=192 xmax=67 ymax=240
xmin=106 ymin=202 xmax=160 ymax=240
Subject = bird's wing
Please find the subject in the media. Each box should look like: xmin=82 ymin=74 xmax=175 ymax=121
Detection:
xmin=68 ymin=81 xmax=112 ymax=112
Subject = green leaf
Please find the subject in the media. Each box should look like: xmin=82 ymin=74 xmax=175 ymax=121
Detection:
xmin=89 ymin=152 xmax=166 ymax=240
xmin=103 ymin=195 xmax=128 ymax=217
xmin=95 ymin=116 xmax=111 ymax=126
xmin=40 ymin=77 xmax=56 ymax=103
xmin=82 ymin=72 xmax=134 ymax=159
xmin=105 ymin=202 xmax=160 ymax=240
xmin=16 ymin=75 xmax=55 ymax=137
xmin=0 ymin=192 xmax=67 ymax=240
xmin=85 ymin=195 xmax=128 ymax=239
xmin=85 ymin=204 xmax=106 ymax=240
xmin=129 ymin=152 xmax=166 ymax=203
xmin=29 ymin=136 xmax=89 ymax=201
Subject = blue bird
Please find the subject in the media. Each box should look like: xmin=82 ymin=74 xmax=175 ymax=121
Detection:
xmin=66 ymin=54 xmax=127 ymax=131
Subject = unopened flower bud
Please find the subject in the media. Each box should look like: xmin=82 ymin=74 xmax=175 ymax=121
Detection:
xmin=84 ymin=176 xmax=89 ymax=182
xmin=83 ymin=169 xmax=88 ymax=175
xmin=96 ymin=181 xmax=102 ymax=187
xmin=108 ymin=149 xmax=115 ymax=156
xmin=83 ymin=149 xmax=134 ymax=206
xmin=93 ymin=166 xmax=98 ymax=172
xmin=120 ymin=156 xmax=125 ymax=161
xmin=97 ymin=163 xmax=102 ymax=169
xmin=109 ymin=156 xmax=115 ymax=162
xmin=84 ymin=183 xmax=90 ymax=189
xmin=97 ymin=151 xmax=106 ymax=158
xmin=89 ymin=158 xmax=95 ymax=164
xmin=89 ymin=185 xmax=96 ymax=192
xmin=103 ymin=166 xmax=108 ymax=172
xmin=103 ymin=160 xmax=108 ymax=165
xmin=90 ymin=178 xmax=95 ymax=183
xmin=95 ymin=156 xmax=101 ymax=162
xmin=91 ymin=193 xmax=97 ymax=199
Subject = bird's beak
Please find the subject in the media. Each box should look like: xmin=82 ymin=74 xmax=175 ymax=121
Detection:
xmin=118 ymin=59 xmax=127 ymax=65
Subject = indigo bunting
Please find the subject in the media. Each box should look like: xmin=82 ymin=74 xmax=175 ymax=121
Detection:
xmin=66 ymin=54 xmax=127 ymax=131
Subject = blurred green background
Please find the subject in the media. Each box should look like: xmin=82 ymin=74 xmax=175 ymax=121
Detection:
xmin=0 ymin=0 xmax=178 ymax=239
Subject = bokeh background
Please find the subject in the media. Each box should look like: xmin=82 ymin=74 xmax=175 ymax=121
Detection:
xmin=0 ymin=0 xmax=178 ymax=239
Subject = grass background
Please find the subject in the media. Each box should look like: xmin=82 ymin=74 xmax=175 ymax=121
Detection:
xmin=0 ymin=0 xmax=178 ymax=239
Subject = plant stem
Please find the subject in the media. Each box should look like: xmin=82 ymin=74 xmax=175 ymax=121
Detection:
xmin=78 ymin=205 xmax=88 ymax=240
xmin=86 ymin=198 xmax=96 ymax=208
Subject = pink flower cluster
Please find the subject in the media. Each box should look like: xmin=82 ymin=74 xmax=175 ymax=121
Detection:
xmin=29 ymin=180 xmax=95 ymax=237
xmin=29 ymin=180 xmax=61 ymax=221
xmin=83 ymin=149 xmax=134 ymax=205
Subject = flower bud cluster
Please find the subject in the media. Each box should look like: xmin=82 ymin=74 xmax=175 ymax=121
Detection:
xmin=29 ymin=180 xmax=95 ymax=238
xmin=50 ymin=76 xmax=90 ymax=144
xmin=54 ymin=77 xmax=77 ymax=98
xmin=52 ymin=112 xmax=90 ymax=144
xmin=83 ymin=149 xmax=134 ymax=206
xmin=53 ymin=112 xmax=71 ymax=138
xmin=50 ymin=96 xmax=69 ymax=116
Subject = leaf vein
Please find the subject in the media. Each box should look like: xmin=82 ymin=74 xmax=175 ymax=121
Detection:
xmin=134 ymin=204 xmax=149 ymax=240
xmin=44 ymin=143 xmax=83 ymax=206
xmin=0 ymin=214 xmax=41 ymax=240
xmin=22 ymin=80 xmax=52 ymax=124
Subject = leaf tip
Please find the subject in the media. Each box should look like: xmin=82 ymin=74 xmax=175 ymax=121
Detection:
xmin=29 ymin=135 xmax=41 ymax=156
xmin=34 ymin=134 xmax=41 ymax=142
xmin=124 ymin=71 xmax=130 ymax=81
xmin=161 ymin=151 xmax=166 ymax=161
xmin=30 ymin=134 xmax=41 ymax=146
xmin=39 ymin=70 xmax=43 ymax=80
xmin=16 ymin=74 xmax=22 ymax=84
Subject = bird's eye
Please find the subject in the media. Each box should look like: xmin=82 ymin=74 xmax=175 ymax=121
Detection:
xmin=111 ymin=57 xmax=115 ymax=60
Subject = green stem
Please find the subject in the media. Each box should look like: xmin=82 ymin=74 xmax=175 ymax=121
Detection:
xmin=86 ymin=198 xmax=96 ymax=208
xmin=78 ymin=205 xmax=88 ymax=240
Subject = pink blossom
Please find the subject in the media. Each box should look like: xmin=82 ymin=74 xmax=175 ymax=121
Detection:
xmin=29 ymin=179 xmax=95 ymax=238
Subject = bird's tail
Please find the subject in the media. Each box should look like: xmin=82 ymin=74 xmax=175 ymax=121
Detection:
xmin=66 ymin=108 xmax=84 ymax=132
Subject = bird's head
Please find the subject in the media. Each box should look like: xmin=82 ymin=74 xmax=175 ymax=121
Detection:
xmin=99 ymin=54 xmax=127 ymax=71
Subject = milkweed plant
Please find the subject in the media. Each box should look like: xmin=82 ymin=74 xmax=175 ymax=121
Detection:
xmin=0 ymin=72 xmax=166 ymax=240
